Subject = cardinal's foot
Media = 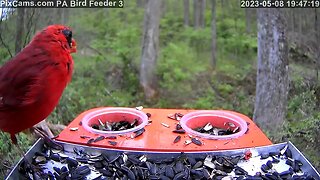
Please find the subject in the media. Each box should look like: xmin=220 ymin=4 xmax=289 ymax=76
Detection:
xmin=31 ymin=121 xmax=54 ymax=138
xmin=32 ymin=127 xmax=63 ymax=151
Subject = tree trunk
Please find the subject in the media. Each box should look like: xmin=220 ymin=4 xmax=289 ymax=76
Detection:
xmin=161 ymin=0 xmax=166 ymax=17
xmin=298 ymin=10 xmax=302 ymax=37
xmin=56 ymin=8 xmax=63 ymax=24
xmin=254 ymin=8 xmax=289 ymax=134
xmin=15 ymin=8 xmax=25 ymax=54
xmin=199 ymin=0 xmax=206 ymax=28
xmin=315 ymin=8 xmax=320 ymax=81
xmin=184 ymin=0 xmax=190 ymax=26
xmin=61 ymin=8 xmax=69 ymax=24
xmin=220 ymin=0 xmax=224 ymax=18
xmin=211 ymin=0 xmax=216 ymax=68
xmin=288 ymin=9 xmax=294 ymax=32
xmin=245 ymin=8 xmax=251 ymax=34
xmin=140 ymin=0 xmax=162 ymax=100
xmin=194 ymin=0 xmax=205 ymax=29
xmin=137 ymin=0 xmax=145 ymax=7
xmin=193 ymin=0 xmax=200 ymax=28
xmin=173 ymin=0 xmax=180 ymax=16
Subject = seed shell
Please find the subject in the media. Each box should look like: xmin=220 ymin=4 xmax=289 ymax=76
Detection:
xmin=135 ymin=106 xmax=143 ymax=110
xmin=98 ymin=119 xmax=105 ymax=127
xmin=185 ymin=140 xmax=192 ymax=145
xmin=161 ymin=123 xmax=170 ymax=128
xmin=203 ymin=123 xmax=213 ymax=131
xmin=69 ymin=127 xmax=79 ymax=131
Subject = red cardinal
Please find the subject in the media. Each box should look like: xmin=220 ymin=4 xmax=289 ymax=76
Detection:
xmin=0 ymin=25 xmax=77 ymax=144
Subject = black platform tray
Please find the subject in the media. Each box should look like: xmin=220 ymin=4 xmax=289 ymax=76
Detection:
xmin=6 ymin=139 xmax=320 ymax=179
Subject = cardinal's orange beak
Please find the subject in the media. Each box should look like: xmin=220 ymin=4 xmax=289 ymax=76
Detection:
xmin=70 ymin=39 xmax=77 ymax=53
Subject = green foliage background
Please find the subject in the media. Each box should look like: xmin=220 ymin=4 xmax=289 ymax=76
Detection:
xmin=0 ymin=1 xmax=319 ymax=177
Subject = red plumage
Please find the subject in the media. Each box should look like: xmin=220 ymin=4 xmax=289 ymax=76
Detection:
xmin=0 ymin=25 xmax=77 ymax=144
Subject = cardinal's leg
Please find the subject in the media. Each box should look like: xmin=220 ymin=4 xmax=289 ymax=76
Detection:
xmin=33 ymin=120 xmax=54 ymax=138
xmin=10 ymin=134 xmax=41 ymax=178
xmin=10 ymin=134 xmax=28 ymax=158
xmin=32 ymin=127 xmax=63 ymax=151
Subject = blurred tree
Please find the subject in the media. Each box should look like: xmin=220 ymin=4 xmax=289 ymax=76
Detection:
xmin=23 ymin=9 xmax=39 ymax=47
xmin=287 ymin=9 xmax=294 ymax=32
xmin=254 ymin=9 xmax=289 ymax=134
xmin=136 ymin=0 xmax=145 ymax=7
xmin=184 ymin=0 xmax=190 ymax=26
xmin=140 ymin=0 xmax=162 ymax=100
xmin=57 ymin=8 xmax=69 ymax=25
xmin=315 ymin=8 xmax=320 ymax=81
xmin=245 ymin=8 xmax=255 ymax=34
xmin=220 ymin=0 xmax=224 ymax=18
xmin=0 ymin=8 xmax=13 ymax=58
xmin=161 ymin=0 xmax=166 ymax=16
xmin=193 ymin=0 xmax=205 ymax=28
xmin=62 ymin=9 xmax=69 ymax=24
xmin=15 ymin=8 xmax=25 ymax=54
xmin=211 ymin=0 xmax=216 ymax=68
xmin=193 ymin=0 xmax=199 ymax=28
xmin=199 ymin=0 xmax=206 ymax=28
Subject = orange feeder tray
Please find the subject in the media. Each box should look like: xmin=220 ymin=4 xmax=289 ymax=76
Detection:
xmin=56 ymin=108 xmax=272 ymax=152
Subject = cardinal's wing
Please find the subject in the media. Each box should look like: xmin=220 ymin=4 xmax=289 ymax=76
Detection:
xmin=0 ymin=48 xmax=51 ymax=111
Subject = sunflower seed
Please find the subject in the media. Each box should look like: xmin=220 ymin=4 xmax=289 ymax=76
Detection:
xmin=105 ymin=136 xmax=117 ymax=139
xmin=172 ymin=129 xmax=186 ymax=134
xmin=133 ymin=128 xmax=145 ymax=138
xmin=173 ymin=136 xmax=181 ymax=143
xmin=108 ymin=141 xmax=117 ymax=146
xmin=80 ymin=135 xmax=91 ymax=139
xmin=93 ymin=136 xmax=105 ymax=143
xmin=87 ymin=138 xmax=95 ymax=144
xmin=191 ymin=137 xmax=202 ymax=146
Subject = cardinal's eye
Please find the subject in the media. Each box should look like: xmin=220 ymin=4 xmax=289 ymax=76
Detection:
xmin=62 ymin=29 xmax=72 ymax=48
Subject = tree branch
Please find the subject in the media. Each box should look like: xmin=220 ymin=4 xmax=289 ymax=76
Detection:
xmin=0 ymin=34 xmax=12 ymax=58
xmin=23 ymin=8 xmax=36 ymax=47
xmin=0 ymin=8 xmax=13 ymax=58
xmin=85 ymin=43 xmax=107 ymax=59
xmin=206 ymin=80 xmax=225 ymax=101
xmin=104 ymin=88 xmax=121 ymax=106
